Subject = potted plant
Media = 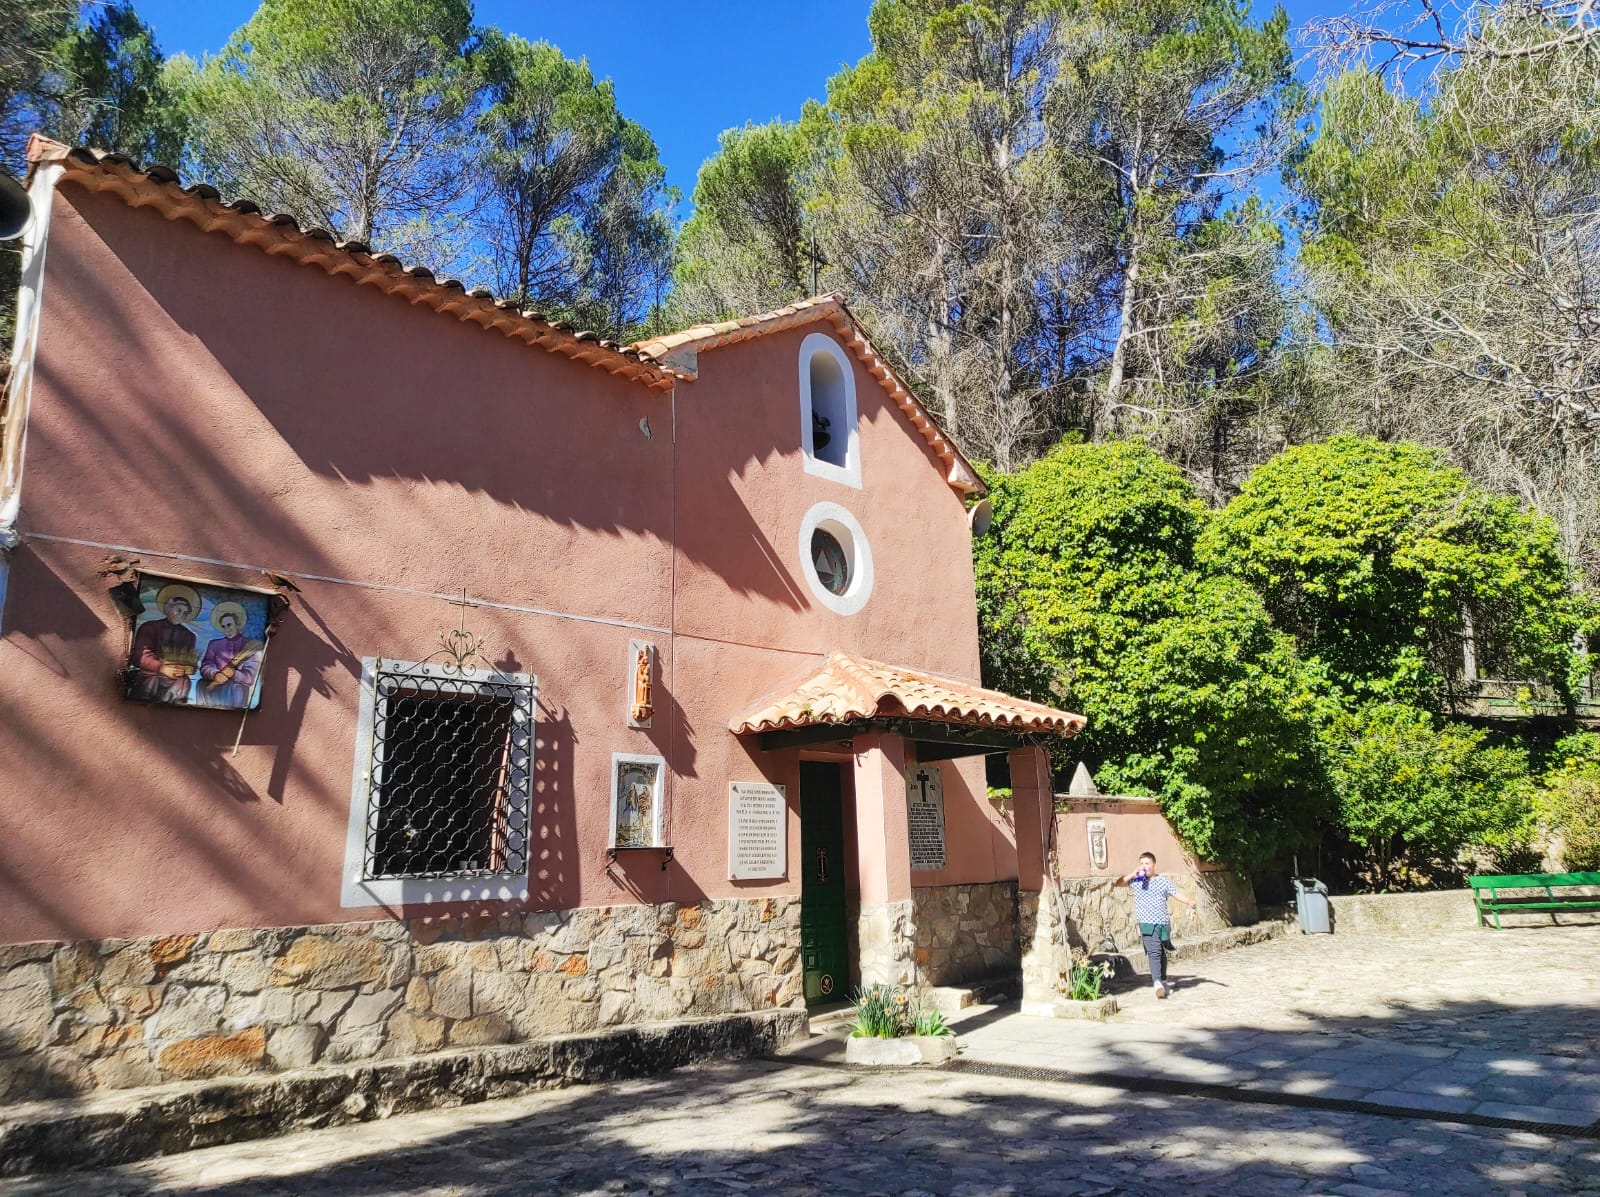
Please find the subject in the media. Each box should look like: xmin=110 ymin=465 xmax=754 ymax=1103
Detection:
xmin=842 ymin=984 xmax=959 ymax=1065
xmin=1036 ymin=949 xmax=1118 ymax=1021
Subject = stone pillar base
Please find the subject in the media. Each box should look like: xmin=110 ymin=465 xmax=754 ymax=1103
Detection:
xmin=857 ymin=900 xmax=916 ymax=988
xmin=1017 ymin=890 xmax=1068 ymax=1007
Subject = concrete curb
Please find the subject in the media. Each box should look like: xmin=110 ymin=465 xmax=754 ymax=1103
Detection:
xmin=1021 ymin=996 xmax=1119 ymax=1021
xmin=843 ymin=1035 xmax=959 ymax=1066
xmin=0 ymin=1008 xmax=806 ymax=1178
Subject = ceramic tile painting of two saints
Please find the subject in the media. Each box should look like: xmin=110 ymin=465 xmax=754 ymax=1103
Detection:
xmin=123 ymin=578 xmax=270 ymax=710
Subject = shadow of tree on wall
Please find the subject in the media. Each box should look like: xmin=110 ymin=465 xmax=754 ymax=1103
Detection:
xmin=61 ymin=192 xmax=809 ymax=615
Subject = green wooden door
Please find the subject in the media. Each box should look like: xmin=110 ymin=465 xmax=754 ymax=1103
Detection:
xmin=800 ymin=761 xmax=849 ymax=1005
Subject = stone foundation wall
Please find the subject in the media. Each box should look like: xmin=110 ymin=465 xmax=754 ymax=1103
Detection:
xmin=911 ymin=882 xmax=1019 ymax=986
xmin=856 ymin=900 xmax=916 ymax=987
xmin=1054 ymin=870 xmax=1255 ymax=956
xmin=0 ymin=897 xmax=802 ymax=1103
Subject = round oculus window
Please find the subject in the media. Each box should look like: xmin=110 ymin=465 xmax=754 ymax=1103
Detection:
xmin=797 ymin=501 xmax=874 ymax=616
xmin=811 ymin=528 xmax=850 ymax=595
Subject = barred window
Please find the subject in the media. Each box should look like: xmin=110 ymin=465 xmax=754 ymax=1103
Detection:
xmin=343 ymin=659 xmax=535 ymax=906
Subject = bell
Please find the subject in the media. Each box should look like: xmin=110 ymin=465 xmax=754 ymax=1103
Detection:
xmin=0 ymin=170 xmax=33 ymax=242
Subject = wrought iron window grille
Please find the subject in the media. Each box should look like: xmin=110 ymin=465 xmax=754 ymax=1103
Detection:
xmin=360 ymin=659 xmax=535 ymax=883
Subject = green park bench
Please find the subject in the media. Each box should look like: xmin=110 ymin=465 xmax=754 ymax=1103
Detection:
xmin=1468 ymin=871 xmax=1600 ymax=929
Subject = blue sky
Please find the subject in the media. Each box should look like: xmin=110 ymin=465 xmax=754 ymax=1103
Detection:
xmin=135 ymin=0 xmax=878 ymax=208
xmin=135 ymin=1 xmax=1343 ymax=212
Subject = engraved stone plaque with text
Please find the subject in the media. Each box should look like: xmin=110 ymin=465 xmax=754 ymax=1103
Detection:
xmin=728 ymin=781 xmax=787 ymax=880
xmin=905 ymin=763 xmax=946 ymax=870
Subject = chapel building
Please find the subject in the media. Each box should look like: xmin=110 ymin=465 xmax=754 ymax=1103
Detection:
xmin=0 ymin=136 xmax=1082 ymax=1101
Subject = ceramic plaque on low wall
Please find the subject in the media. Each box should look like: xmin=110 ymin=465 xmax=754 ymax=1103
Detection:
xmin=728 ymin=781 xmax=787 ymax=880
xmin=905 ymin=763 xmax=946 ymax=870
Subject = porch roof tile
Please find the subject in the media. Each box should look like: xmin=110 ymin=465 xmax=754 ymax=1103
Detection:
xmin=729 ymin=650 xmax=1085 ymax=737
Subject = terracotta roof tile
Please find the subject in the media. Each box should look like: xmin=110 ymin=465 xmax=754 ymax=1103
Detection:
xmin=26 ymin=136 xmax=675 ymax=392
xmin=635 ymin=295 xmax=985 ymax=498
xmin=729 ymin=651 xmax=1085 ymax=737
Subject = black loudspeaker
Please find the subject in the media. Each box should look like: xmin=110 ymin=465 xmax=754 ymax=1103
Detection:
xmin=0 ymin=171 xmax=32 ymax=241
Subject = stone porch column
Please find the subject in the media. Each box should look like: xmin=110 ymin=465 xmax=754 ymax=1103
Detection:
xmin=1010 ymin=745 xmax=1066 ymax=1013
xmin=852 ymin=731 xmax=916 ymax=987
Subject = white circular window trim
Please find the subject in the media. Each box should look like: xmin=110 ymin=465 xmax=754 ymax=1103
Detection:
xmin=798 ymin=501 xmax=874 ymax=616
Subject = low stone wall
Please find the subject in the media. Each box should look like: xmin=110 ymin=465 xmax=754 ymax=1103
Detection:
xmin=911 ymin=881 xmax=1019 ymax=987
xmin=1053 ymin=870 xmax=1255 ymax=957
xmin=1327 ymin=887 xmax=1600 ymax=932
xmin=0 ymin=897 xmax=802 ymax=1104
xmin=1 ymin=1010 xmax=805 ymax=1178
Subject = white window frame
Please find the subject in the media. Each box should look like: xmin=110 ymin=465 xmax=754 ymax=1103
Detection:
xmin=798 ymin=501 xmax=875 ymax=616
xmin=342 ymin=657 xmax=536 ymax=908
xmin=798 ymin=332 xmax=861 ymax=488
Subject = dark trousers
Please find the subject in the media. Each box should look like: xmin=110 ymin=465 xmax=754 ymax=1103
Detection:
xmin=1140 ymin=924 xmax=1170 ymax=983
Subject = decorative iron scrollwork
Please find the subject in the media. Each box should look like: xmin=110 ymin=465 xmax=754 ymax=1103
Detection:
xmin=421 ymin=588 xmax=494 ymax=675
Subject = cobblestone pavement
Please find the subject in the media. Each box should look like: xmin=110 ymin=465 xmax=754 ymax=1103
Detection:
xmin=955 ymin=924 xmax=1600 ymax=1128
xmin=3 ymin=924 xmax=1596 ymax=1195
xmin=3 ymin=1056 xmax=1598 ymax=1197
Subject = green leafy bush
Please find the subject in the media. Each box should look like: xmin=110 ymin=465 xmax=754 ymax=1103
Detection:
xmin=1325 ymin=702 xmax=1533 ymax=888
xmin=1536 ymin=733 xmax=1600 ymax=871
xmin=1200 ymin=436 xmax=1586 ymax=710
xmin=975 ymin=441 xmax=1329 ymax=873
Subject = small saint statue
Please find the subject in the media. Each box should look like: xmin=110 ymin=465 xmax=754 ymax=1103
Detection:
xmin=631 ymin=645 xmax=653 ymax=723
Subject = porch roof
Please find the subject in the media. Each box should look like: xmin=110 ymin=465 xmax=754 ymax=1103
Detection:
xmin=729 ymin=651 xmax=1085 ymax=748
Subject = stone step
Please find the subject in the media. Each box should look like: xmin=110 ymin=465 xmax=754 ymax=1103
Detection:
xmin=925 ymin=973 xmax=1018 ymax=1015
xmin=1111 ymin=919 xmax=1290 ymax=976
xmin=0 ymin=1009 xmax=804 ymax=1179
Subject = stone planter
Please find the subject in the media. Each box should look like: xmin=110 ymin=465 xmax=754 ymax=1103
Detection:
xmin=1021 ymin=995 xmax=1119 ymax=1021
xmin=844 ymin=1034 xmax=959 ymax=1066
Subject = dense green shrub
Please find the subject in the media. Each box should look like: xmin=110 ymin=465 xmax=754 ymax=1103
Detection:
xmin=974 ymin=441 xmax=1329 ymax=874
xmin=1200 ymin=436 xmax=1586 ymax=710
xmin=1537 ymin=733 xmax=1600 ymax=871
xmin=1324 ymin=702 xmax=1533 ymax=888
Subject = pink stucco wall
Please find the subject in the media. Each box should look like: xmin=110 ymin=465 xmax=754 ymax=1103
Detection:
xmin=1054 ymin=798 xmax=1215 ymax=879
xmin=0 ymin=181 xmax=1015 ymax=945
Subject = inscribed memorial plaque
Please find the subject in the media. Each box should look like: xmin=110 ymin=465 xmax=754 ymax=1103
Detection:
xmin=904 ymin=763 xmax=946 ymax=870
xmin=728 ymin=781 xmax=787 ymax=880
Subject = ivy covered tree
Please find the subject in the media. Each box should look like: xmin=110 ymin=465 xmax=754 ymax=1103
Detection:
xmin=1199 ymin=435 xmax=1590 ymax=712
xmin=975 ymin=439 xmax=1328 ymax=872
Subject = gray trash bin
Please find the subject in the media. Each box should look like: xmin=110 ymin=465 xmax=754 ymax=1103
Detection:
xmin=1293 ymin=877 xmax=1332 ymax=934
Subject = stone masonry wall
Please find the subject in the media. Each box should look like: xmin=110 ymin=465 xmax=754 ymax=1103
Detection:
xmin=1054 ymin=870 xmax=1255 ymax=958
xmin=856 ymin=900 xmax=916 ymax=988
xmin=0 ymin=897 xmax=801 ymax=1104
xmin=1020 ymin=871 xmax=1257 ymax=1007
xmin=911 ymin=882 xmax=1019 ymax=987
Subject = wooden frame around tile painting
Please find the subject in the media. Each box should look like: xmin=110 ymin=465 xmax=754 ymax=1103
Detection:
xmin=117 ymin=573 xmax=278 ymax=711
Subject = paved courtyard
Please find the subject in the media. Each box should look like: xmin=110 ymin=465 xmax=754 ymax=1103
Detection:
xmin=2 ymin=924 xmax=1596 ymax=1195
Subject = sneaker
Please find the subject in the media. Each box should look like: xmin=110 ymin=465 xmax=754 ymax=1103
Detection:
xmin=1154 ymin=982 xmax=1168 ymax=999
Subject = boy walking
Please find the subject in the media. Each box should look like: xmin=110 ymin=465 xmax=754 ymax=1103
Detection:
xmin=1115 ymin=851 xmax=1197 ymax=998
